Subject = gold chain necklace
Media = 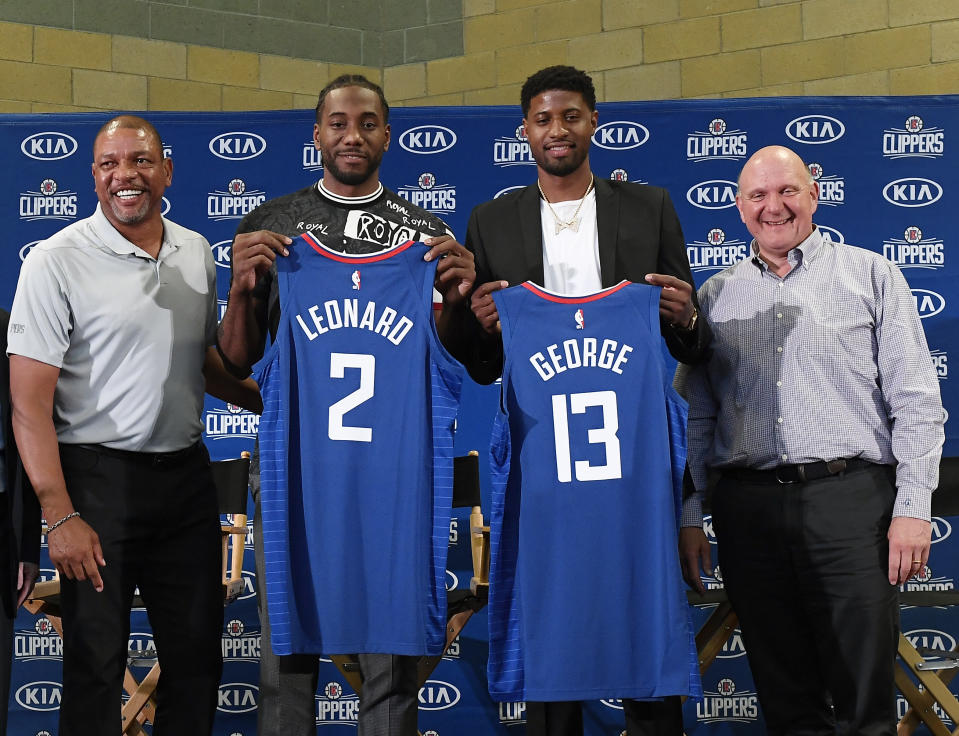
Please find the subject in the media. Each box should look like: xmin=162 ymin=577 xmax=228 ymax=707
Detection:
xmin=537 ymin=175 xmax=595 ymax=235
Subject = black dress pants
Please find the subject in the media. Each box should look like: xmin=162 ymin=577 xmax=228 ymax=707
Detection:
xmin=712 ymin=463 xmax=899 ymax=736
xmin=57 ymin=443 xmax=223 ymax=736
xmin=526 ymin=697 xmax=683 ymax=735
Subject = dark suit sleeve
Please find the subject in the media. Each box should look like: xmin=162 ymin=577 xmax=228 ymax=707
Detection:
xmin=656 ymin=190 xmax=712 ymax=365
xmin=460 ymin=205 xmax=506 ymax=385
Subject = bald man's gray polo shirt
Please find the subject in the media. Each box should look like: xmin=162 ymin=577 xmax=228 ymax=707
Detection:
xmin=7 ymin=205 xmax=216 ymax=452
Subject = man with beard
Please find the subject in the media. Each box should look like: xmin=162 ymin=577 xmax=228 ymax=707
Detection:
xmin=463 ymin=65 xmax=707 ymax=736
xmin=8 ymin=115 xmax=258 ymax=735
xmin=217 ymin=75 xmax=474 ymax=736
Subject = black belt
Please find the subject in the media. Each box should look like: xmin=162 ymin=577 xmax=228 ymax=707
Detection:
xmin=722 ymin=458 xmax=873 ymax=485
xmin=70 ymin=441 xmax=203 ymax=466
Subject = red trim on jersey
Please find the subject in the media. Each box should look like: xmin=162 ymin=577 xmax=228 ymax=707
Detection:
xmin=301 ymin=231 xmax=417 ymax=263
xmin=520 ymin=280 xmax=632 ymax=304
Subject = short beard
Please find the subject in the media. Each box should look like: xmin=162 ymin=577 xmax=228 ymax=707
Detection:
xmin=321 ymin=149 xmax=383 ymax=188
xmin=533 ymin=151 xmax=586 ymax=178
xmin=108 ymin=196 xmax=151 ymax=224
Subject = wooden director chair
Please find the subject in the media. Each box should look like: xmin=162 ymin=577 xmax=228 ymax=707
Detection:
xmin=330 ymin=450 xmax=490 ymax=706
xmin=687 ymin=457 xmax=959 ymax=734
xmin=24 ymin=452 xmax=251 ymax=735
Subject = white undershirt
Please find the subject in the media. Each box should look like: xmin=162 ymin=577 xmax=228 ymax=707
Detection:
xmin=540 ymin=189 xmax=601 ymax=295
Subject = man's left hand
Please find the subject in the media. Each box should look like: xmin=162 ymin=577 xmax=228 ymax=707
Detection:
xmin=888 ymin=516 xmax=932 ymax=585
xmin=424 ymin=236 xmax=475 ymax=307
xmin=645 ymin=273 xmax=695 ymax=329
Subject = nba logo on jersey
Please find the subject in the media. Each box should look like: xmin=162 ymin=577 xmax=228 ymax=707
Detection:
xmin=351 ymin=270 xmax=361 ymax=290
xmin=574 ymin=308 xmax=585 ymax=330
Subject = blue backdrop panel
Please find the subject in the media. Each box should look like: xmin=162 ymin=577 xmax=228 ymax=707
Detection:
xmin=2 ymin=95 xmax=956 ymax=735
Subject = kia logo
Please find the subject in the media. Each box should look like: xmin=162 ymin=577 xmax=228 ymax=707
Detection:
xmin=592 ymin=121 xmax=649 ymax=150
xmin=399 ymin=125 xmax=457 ymax=154
xmin=21 ymin=132 xmax=78 ymax=161
xmin=785 ymin=115 xmax=845 ymax=144
xmin=209 ymin=132 xmax=267 ymax=161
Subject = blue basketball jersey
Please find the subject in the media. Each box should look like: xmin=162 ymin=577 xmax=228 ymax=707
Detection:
xmin=488 ymin=281 xmax=701 ymax=702
xmin=257 ymin=232 xmax=463 ymax=656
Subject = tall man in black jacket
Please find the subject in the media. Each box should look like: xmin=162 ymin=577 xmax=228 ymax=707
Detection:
xmin=464 ymin=65 xmax=708 ymax=736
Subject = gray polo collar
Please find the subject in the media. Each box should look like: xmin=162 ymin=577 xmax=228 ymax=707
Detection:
xmin=89 ymin=204 xmax=177 ymax=261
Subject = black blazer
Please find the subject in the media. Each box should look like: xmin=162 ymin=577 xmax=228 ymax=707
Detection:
xmin=462 ymin=178 xmax=711 ymax=383
xmin=0 ymin=309 xmax=40 ymax=619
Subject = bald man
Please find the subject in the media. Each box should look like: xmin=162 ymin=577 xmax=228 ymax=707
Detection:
xmin=676 ymin=146 xmax=944 ymax=735
xmin=9 ymin=115 xmax=256 ymax=735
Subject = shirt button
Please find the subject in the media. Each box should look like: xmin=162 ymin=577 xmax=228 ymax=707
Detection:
xmin=777 ymin=417 xmax=783 ymax=424
xmin=777 ymin=346 xmax=783 ymax=353
xmin=777 ymin=313 xmax=783 ymax=319
xmin=782 ymin=454 xmax=788 ymax=461
xmin=776 ymin=380 xmax=782 ymax=387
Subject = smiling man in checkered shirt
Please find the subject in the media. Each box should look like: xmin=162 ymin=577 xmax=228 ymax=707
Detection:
xmin=676 ymin=145 xmax=944 ymax=736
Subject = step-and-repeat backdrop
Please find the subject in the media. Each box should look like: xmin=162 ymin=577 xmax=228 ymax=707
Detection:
xmin=2 ymin=95 xmax=957 ymax=735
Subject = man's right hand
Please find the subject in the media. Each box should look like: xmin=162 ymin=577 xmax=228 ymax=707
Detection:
xmin=470 ymin=281 xmax=509 ymax=335
xmin=230 ymin=230 xmax=292 ymax=294
xmin=48 ymin=516 xmax=106 ymax=593
xmin=679 ymin=526 xmax=712 ymax=595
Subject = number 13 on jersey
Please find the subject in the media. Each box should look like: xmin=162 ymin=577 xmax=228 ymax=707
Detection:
xmin=551 ymin=390 xmax=622 ymax=482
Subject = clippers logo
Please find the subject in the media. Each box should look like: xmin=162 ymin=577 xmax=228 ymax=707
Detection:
xmin=882 ymin=178 xmax=943 ymax=207
xmin=211 ymin=239 xmax=233 ymax=269
xmin=445 ymin=569 xmax=459 ymax=591
xmin=716 ymin=629 xmax=748 ymax=659
xmin=222 ymin=619 xmax=260 ymax=662
xmin=20 ymin=179 xmax=78 ymax=221
xmin=399 ymin=125 xmax=457 ymax=154
xmin=931 ymin=349 xmax=947 ymax=380
xmin=21 ymin=131 xmax=78 ymax=161
xmin=493 ymin=126 xmax=535 ymax=167
xmin=901 ymin=564 xmax=954 ymax=592
xmin=209 ymin=131 xmax=267 ymax=161
xmin=397 ymin=172 xmax=456 ymax=213
xmin=610 ymin=168 xmax=629 ymax=182
xmin=574 ymin=309 xmax=585 ymax=330
xmin=911 ymin=289 xmax=946 ymax=319
xmin=316 ymin=682 xmax=360 ymax=726
xmin=592 ymin=121 xmax=649 ymax=150
xmin=498 ymin=701 xmax=527 ymax=726
xmin=686 ymin=119 xmax=747 ymax=162
xmin=785 ymin=114 xmax=845 ymax=144
xmin=817 ymin=225 xmax=844 ymax=244
xmin=217 ymin=683 xmax=258 ymax=713
xmin=443 ymin=634 xmax=461 ymax=660
xmin=19 ymin=240 xmax=42 ymax=261
xmin=14 ymin=618 xmax=62 ymax=662
xmin=905 ymin=628 xmax=958 ymax=653
xmin=686 ymin=180 xmax=737 ymax=210
xmin=418 ymin=680 xmax=461 ymax=711
xmin=424 ymin=731 xmax=439 ymax=736
xmin=494 ymin=185 xmax=526 ymax=198
xmin=695 ymin=678 xmax=759 ymax=723
xmin=807 ymin=163 xmax=844 ymax=206
xmin=15 ymin=682 xmax=62 ymax=711
xmin=303 ymin=141 xmax=323 ymax=171
xmin=207 ymin=179 xmax=267 ymax=220
xmin=883 ymin=116 xmax=945 ymax=159
xmin=897 ymin=696 xmax=954 ymax=727
xmin=351 ymin=270 xmax=361 ymax=290
xmin=687 ymin=228 xmax=749 ymax=273
xmin=882 ymin=227 xmax=944 ymax=270
xmin=931 ymin=517 xmax=952 ymax=544
xmin=205 ymin=402 xmax=260 ymax=440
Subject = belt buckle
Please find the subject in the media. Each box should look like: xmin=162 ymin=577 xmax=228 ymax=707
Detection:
xmin=775 ymin=466 xmax=799 ymax=484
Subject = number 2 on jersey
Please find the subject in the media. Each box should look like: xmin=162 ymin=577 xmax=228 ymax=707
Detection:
xmin=551 ymin=390 xmax=622 ymax=482
xmin=328 ymin=352 xmax=375 ymax=442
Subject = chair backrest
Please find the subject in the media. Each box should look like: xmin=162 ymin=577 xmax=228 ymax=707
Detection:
xmin=210 ymin=452 xmax=251 ymax=604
